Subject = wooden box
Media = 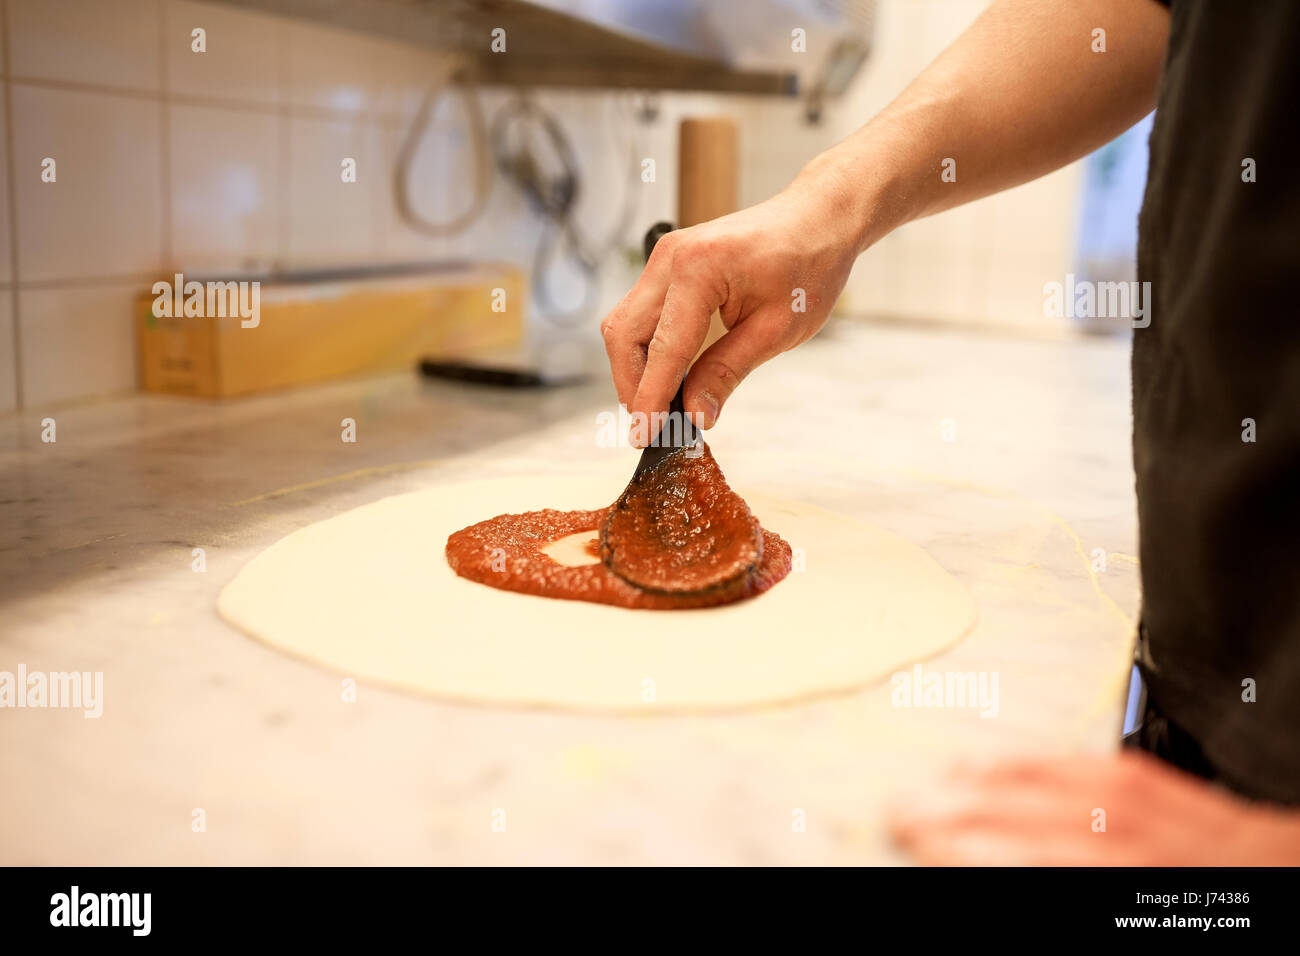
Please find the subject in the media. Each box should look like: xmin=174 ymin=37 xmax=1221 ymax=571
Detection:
xmin=136 ymin=264 xmax=524 ymax=398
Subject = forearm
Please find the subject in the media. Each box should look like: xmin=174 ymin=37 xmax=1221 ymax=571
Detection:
xmin=800 ymin=0 xmax=1170 ymax=253
xmin=599 ymin=1 xmax=1170 ymax=426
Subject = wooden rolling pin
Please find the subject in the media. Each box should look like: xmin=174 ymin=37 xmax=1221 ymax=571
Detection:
xmin=678 ymin=117 xmax=739 ymax=354
xmin=678 ymin=117 xmax=739 ymax=228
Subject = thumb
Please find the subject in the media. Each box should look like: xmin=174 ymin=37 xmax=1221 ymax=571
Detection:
xmin=682 ymin=313 xmax=788 ymax=429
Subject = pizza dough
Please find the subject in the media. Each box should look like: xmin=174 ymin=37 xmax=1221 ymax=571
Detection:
xmin=218 ymin=476 xmax=977 ymax=713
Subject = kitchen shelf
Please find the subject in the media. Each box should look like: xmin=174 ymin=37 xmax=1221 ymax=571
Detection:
xmin=213 ymin=0 xmax=799 ymax=95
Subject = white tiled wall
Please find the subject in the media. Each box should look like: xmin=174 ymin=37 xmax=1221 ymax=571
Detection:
xmin=18 ymin=283 xmax=140 ymax=407
xmin=0 ymin=294 xmax=14 ymax=410
xmin=832 ymin=0 xmax=1084 ymax=331
xmin=9 ymin=0 xmax=162 ymax=92
xmin=0 ymin=0 xmax=1086 ymax=413
xmin=168 ymin=102 xmax=280 ymax=273
xmin=11 ymin=84 xmax=165 ymax=282
xmin=0 ymin=94 xmax=11 ymax=286
xmin=0 ymin=0 xmax=675 ymax=411
xmin=165 ymin=0 xmax=282 ymax=105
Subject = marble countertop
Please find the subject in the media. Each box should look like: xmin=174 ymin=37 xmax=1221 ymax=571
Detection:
xmin=0 ymin=321 xmax=1141 ymax=864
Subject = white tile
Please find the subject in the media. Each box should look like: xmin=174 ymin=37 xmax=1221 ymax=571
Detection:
xmin=919 ymin=0 xmax=984 ymax=58
xmin=0 ymin=95 xmax=11 ymax=284
xmin=169 ymin=103 xmax=279 ymax=273
xmin=380 ymin=107 xmax=537 ymax=268
xmin=629 ymin=106 xmax=676 ymax=226
xmin=165 ymin=0 xmax=284 ymax=106
xmin=897 ymin=242 xmax=945 ymax=318
xmin=962 ymin=192 xmax=1003 ymax=254
xmin=887 ymin=234 xmax=988 ymax=324
xmin=933 ymin=199 xmax=983 ymax=255
xmin=378 ymin=126 xmax=450 ymax=263
xmin=286 ymin=19 xmax=380 ymax=114
xmin=372 ymin=39 xmax=443 ymax=121
xmin=8 ymin=0 xmax=161 ymax=91
xmin=988 ymin=163 xmax=1084 ymax=281
xmin=896 ymin=0 xmax=929 ymax=66
xmin=539 ymin=93 xmax=642 ymax=253
xmin=10 ymin=86 xmax=163 ymax=282
xmin=985 ymin=262 xmax=1060 ymax=329
xmin=0 ymin=295 xmax=16 ymax=412
xmin=19 ymin=283 xmax=140 ymax=407
xmin=903 ymin=209 xmax=952 ymax=253
xmin=285 ymin=115 xmax=384 ymax=266
xmin=926 ymin=250 xmax=987 ymax=323
xmin=843 ymin=234 xmax=903 ymax=316
xmin=839 ymin=0 xmax=909 ymax=117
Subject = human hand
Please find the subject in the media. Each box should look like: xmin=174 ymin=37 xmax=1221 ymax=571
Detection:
xmin=600 ymin=172 xmax=864 ymax=441
xmin=888 ymin=750 xmax=1300 ymax=865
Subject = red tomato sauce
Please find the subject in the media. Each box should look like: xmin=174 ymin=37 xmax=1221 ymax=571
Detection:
xmin=446 ymin=444 xmax=791 ymax=609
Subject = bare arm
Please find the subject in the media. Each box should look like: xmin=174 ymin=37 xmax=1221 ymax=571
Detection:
xmin=601 ymin=0 xmax=1170 ymax=437
xmin=818 ymin=0 xmax=1169 ymax=248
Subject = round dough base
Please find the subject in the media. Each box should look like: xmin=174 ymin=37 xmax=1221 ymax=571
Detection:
xmin=218 ymin=477 xmax=977 ymax=713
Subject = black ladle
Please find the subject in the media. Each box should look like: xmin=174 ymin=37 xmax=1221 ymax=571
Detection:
xmin=630 ymin=221 xmax=698 ymax=479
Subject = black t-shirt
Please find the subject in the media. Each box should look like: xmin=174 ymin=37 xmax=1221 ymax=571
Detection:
xmin=1135 ymin=0 xmax=1300 ymax=803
